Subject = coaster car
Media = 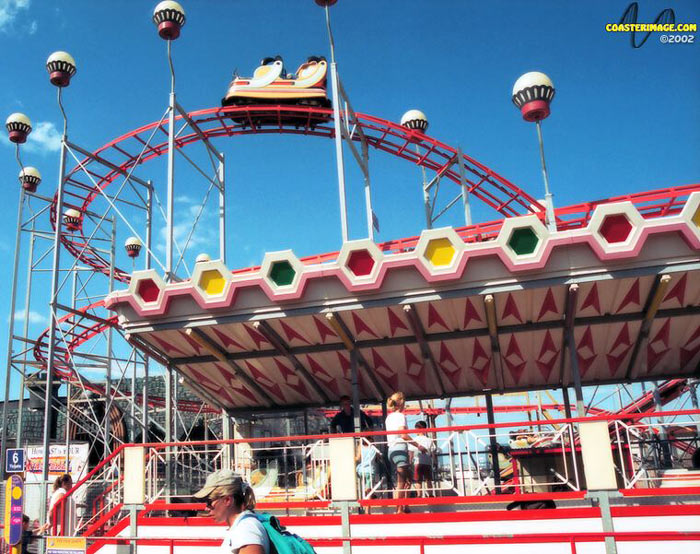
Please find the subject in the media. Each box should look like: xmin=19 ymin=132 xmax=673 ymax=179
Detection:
xmin=222 ymin=55 xmax=331 ymax=108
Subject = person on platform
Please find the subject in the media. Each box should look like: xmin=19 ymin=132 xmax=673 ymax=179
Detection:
xmin=410 ymin=421 xmax=435 ymax=497
xmin=193 ymin=469 xmax=270 ymax=554
xmin=385 ymin=391 xmax=426 ymax=514
xmin=45 ymin=473 xmax=77 ymax=536
xmin=21 ymin=514 xmax=39 ymax=554
xmin=330 ymin=395 xmax=372 ymax=433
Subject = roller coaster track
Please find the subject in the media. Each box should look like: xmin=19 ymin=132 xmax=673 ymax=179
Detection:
xmin=35 ymin=104 xmax=699 ymax=411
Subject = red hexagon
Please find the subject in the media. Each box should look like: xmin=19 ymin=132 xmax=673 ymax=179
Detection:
xmin=347 ymin=249 xmax=375 ymax=277
xmin=599 ymin=214 xmax=633 ymax=244
xmin=136 ymin=278 xmax=161 ymax=303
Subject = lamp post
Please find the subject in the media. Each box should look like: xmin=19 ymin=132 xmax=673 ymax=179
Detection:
xmin=512 ymin=71 xmax=557 ymax=232
xmin=400 ymin=110 xmax=432 ymax=228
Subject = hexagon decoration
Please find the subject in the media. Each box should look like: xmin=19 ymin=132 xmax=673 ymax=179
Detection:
xmin=496 ymin=215 xmax=550 ymax=266
xmin=424 ymin=238 xmax=456 ymax=267
xmin=507 ymin=227 xmax=539 ymax=255
xmin=137 ymin=279 xmax=161 ymax=303
xmin=191 ymin=259 xmax=232 ymax=302
xmin=199 ymin=269 xmax=226 ymax=295
xmin=679 ymin=191 xmax=700 ymax=245
xmin=127 ymin=270 xmax=166 ymax=309
xmin=588 ymin=201 xmax=645 ymax=254
xmin=337 ymin=239 xmax=384 ymax=285
xmin=347 ymin=249 xmax=375 ymax=276
xmin=269 ymin=260 xmax=295 ymax=286
xmin=414 ymin=227 xmax=465 ymax=277
xmin=599 ymin=214 xmax=632 ymax=244
xmin=260 ymin=250 xmax=304 ymax=295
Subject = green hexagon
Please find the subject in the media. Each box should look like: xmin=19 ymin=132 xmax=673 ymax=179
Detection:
xmin=270 ymin=260 xmax=296 ymax=287
xmin=508 ymin=227 xmax=539 ymax=256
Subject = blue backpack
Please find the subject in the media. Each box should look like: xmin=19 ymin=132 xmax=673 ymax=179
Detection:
xmin=240 ymin=512 xmax=317 ymax=554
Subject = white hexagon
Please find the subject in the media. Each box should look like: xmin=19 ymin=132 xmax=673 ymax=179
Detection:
xmin=337 ymin=239 xmax=384 ymax=285
xmin=191 ymin=259 xmax=233 ymax=302
xmin=587 ymin=201 xmax=645 ymax=254
xmin=260 ymin=250 xmax=304 ymax=294
xmin=496 ymin=214 xmax=550 ymax=266
xmin=127 ymin=269 xmax=166 ymax=309
xmin=414 ymin=227 xmax=465 ymax=276
xmin=680 ymin=191 xmax=700 ymax=244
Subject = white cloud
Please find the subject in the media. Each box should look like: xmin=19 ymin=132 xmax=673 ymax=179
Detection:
xmin=12 ymin=309 xmax=47 ymax=325
xmin=26 ymin=19 xmax=36 ymax=34
xmin=0 ymin=0 xmax=30 ymax=32
xmin=0 ymin=120 xmax=62 ymax=154
xmin=24 ymin=121 xmax=62 ymax=153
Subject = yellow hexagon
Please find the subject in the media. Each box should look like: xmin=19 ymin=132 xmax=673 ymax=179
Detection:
xmin=199 ymin=269 xmax=226 ymax=295
xmin=424 ymin=238 xmax=456 ymax=267
xmin=693 ymin=206 xmax=700 ymax=229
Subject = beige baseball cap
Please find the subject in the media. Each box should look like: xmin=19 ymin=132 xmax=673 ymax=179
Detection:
xmin=193 ymin=469 xmax=241 ymax=499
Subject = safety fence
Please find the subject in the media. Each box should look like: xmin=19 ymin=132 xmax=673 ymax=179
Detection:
xmin=47 ymin=408 xmax=700 ymax=538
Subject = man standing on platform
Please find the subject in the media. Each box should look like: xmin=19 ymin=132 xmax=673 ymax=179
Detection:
xmin=330 ymin=395 xmax=372 ymax=433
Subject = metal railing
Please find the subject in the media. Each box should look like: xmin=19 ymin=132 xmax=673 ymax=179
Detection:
xmin=46 ymin=408 xmax=700 ymax=538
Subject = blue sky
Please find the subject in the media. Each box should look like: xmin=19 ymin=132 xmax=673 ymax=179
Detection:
xmin=0 ymin=0 xmax=698 ymax=409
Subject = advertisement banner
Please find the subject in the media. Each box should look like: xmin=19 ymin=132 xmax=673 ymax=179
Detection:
xmin=24 ymin=444 xmax=89 ymax=483
xmin=3 ymin=475 xmax=24 ymax=545
xmin=46 ymin=536 xmax=87 ymax=554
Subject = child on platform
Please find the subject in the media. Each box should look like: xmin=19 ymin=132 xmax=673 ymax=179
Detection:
xmin=410 ymin=421 xmax=434 ymax=497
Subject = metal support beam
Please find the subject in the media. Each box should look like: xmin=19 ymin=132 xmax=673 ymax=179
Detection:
xmin=325 ymin=313 xmax=385 ymax=400
xmin=253 ymin=321 xmax=331 ymax=404
xmin=350 ymin=349 xmax=361 ymax=433
xmin=562 ymin=284 xmax=585 ymax=415
xmin=218 ymin=155 xmax=226 ymax=264
xmin=1 ymin=188 xmax=26 ymax=472
xmin=485 ymin=393 xmax=501 ymax=491
xmin=484 ymin=294 xmax=506 ymax=390
xmin=626 ymin=274 xmax=671 ymax=379
xmin=185 ymin=328 xmax=275 ymax=406
xmin=330 ymin=63 xmax=349 ymax=243
xmin=403 ymin=305 xmax=446 ymax=396
xmin=456 ymin=147 xmax=472 ymax=226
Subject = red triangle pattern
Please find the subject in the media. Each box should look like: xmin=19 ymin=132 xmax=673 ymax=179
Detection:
xmin=503 ymin=335 xmax=526 ymax=383
xmin=211 ymin=327 xmax=245 ymax=351
xmin=403 ymin=345 xmax=426 ymax=390
xmin=314 ymin=317 xmax=337 ymax=343
xmin=186 ymin=365 xmax=236 ymax=406
xmin=576 ymin=327 xmax=597 ymax=377
xmin=244 ymin=325 xmax=270 ymax=349
xmin=371 ymin=349 xmax=398 ymax=391
xmin=606 ymin=323 xmax=633 ymax=374
xmin=616 ymin=279 xmax=640 ymax=313
xmin=151 ymin=334 xmax=187 ymax=356
xmin=663 ymin=273 xmax=687 ymax=307
xmin=535 ymin=330 xmax=559 ymax=380
xmin=305 ymin=355 xmax=341 ymax=397
xmin=463 ymin=298 xmax=482 ymax=328
xmin=427 ymin=304 xmax=449 ymax=330
xmin=387 ymin=308 xmax=408 ymax=337
xmin=438 ymin=342 xmax=461 ymax=389
xmin=212 ymin=363 xmax=257 ymax=404
xmin=580 ymin=284 xmax=601 ymax=314
xmin=537 ymin=289 xmax=559 ymax=321
xmin=336 ymin=351 xmax=350 ymax=378
xmin=470 ymin=338 xmax=491 ymax=387
xmin=501 ymin=294 xmax=523 ymax=323
xmin=279 ymin=320 xmax=310 ymax=345
xmin=646 ymin=319 xmax=671 ymax=373
xmin=244 ymin=361 xmax=284 ymax=400
xmin=179 ymin=331 xmax=203 ymax=354
xmin=680 ymin=325 xmax=700 ymax=367
xmin=274 ymin=359 xmax=309 ymax=399
xmin=353 ymin=312 xmax=378 ymax=338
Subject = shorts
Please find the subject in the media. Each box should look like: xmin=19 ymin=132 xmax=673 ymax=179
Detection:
xmin=414 ymin=463 xmax=432 ymax=481
xmin=388 ymin=447 xmax=409 ymax=468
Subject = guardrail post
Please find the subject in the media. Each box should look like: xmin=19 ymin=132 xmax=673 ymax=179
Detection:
xmin=580 ymin=421 xmax=620 ymax=554
xmin=123 ymin=446 xmax=145 ymax=554
xmin=329 ymin=437 xmax=358 ymax=554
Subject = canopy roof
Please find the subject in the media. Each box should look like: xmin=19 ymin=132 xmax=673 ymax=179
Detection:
xmin=106 ymin=195 xmax=700 ymax=414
